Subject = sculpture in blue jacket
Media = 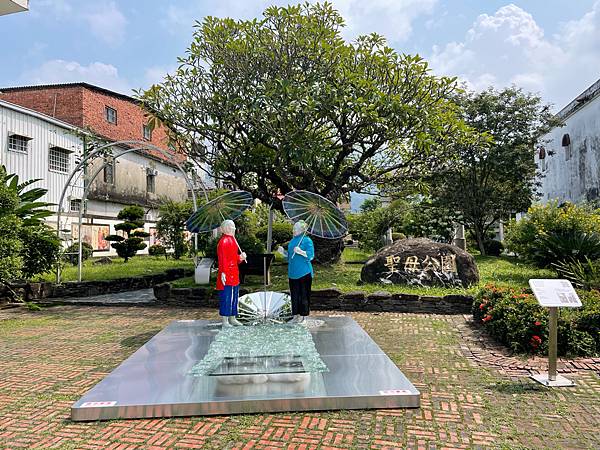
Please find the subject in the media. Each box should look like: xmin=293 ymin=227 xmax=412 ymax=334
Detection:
xmin=277 ymin=220 xmax=314 ymax=324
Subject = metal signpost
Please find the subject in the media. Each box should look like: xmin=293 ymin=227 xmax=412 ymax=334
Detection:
xmin=528 ymin=279 xmax=582 ymax=387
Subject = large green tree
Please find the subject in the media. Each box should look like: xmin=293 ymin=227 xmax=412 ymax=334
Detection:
xmin=139 ymin=2 xmax=470 ymax=207
xmin=429 ymin=87 xmax=561 ymax=254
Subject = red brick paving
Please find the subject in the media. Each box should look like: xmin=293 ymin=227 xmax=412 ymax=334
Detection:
xmin=0 ymin=306 xmax=599 ymax=449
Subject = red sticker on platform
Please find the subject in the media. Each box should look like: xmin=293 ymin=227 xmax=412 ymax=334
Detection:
xmin=379 ymin=390 xmax=411 ymax=395
xmin=81 ymin=401 xmax=117 ymax=407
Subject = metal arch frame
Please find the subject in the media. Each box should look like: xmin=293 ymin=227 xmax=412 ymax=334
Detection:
xmin=56 ymin=140 xmax=209 ymax=283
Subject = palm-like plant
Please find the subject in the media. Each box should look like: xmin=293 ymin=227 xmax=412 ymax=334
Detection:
xmin=532 ymin=230 xmax=600 ymax=267
xmin=1 ymin=166 xmax=54 ymax=225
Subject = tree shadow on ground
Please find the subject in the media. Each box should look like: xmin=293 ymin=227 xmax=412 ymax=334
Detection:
xmin=487 ymin=379 xmax=545 ymax=394
xmin=120 ymin=329 xmax=161 ymax=349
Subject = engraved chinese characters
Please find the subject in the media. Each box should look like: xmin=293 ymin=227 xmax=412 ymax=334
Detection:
xmin=361 ymin=238 xmax=479 ymax=287
xmin=386 ymin=254 xmax=458 ymax=274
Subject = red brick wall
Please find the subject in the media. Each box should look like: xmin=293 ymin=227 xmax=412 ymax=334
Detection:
xmin=0 ymin=86 xmax=84 ymax=127
xmin=81 ymin=88 xmax=173 ymax=158
xmin=1 ymin=85 xmax=184 ymax=163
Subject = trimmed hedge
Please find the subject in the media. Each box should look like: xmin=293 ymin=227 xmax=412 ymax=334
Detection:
xmin=473 ymin=284 xmax=600 ymax=357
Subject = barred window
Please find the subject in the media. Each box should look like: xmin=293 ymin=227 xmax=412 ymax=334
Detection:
xmin=70 ymin=199 xmax=81 ymax=212
xmin=49 ymin=146 xmax=71 ymax=173
xmin=105 ymin=106 xmax=117 ymax=124
xmin=8 ymin=134 xmax=31 ymax=153
xmin=143 ymin=124 xmax=152 ymax=141
xmin=146 ymin=173 xmax=156 ymax=193
xmin=103 ymin=157 xmax=115 ymax=184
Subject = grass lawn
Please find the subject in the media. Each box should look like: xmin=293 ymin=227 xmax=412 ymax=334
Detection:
xmin=171 ymin=249 xmax=555 ymax=296
xmin=36 ymin=256 xmax=194 ymax=283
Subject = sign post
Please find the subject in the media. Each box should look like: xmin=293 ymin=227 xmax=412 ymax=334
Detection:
xmin=528 ymin=279 xmax=581 ymax=387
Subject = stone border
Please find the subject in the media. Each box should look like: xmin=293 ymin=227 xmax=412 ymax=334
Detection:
xmin=153 ymin=284 xmax=473 ymax=314
xmin=3 ymin=268 xmax=192 ymax=303
xmin=453 ymin=315 xmax=600 ymax=377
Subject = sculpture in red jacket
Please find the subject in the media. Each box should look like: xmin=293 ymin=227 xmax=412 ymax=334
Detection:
xmin=217 ymin=219 xmax=246 ymax=327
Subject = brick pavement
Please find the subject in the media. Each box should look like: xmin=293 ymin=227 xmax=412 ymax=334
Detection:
xmin=0 ymin=306 xmax=599 ymax=449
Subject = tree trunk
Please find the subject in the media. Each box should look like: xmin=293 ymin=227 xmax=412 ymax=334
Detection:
xmin=312 ymin=236 xmax=344 ymax=265
xmin=474 ymin=227 xmax=486 ymax=256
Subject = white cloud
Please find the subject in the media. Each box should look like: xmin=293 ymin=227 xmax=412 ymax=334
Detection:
xmin=20 ymin=60 xmax=131 ymax=94
xmin=32 ymin=0 xmax=72 ymax=18
xmin=82 ymin=1 xmax=127 ymax=46
xmin=162 ymin=0 xmax=437 ymax=43
xmin=429 ymin=2 xmax=600 ymax=109
xmin=143 ymin=65 xmax=177 ymax=87
xmin=332 ymin=0 xmax=437 ymax=43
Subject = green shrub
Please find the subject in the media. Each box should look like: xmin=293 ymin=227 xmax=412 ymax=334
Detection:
xmin=63 ymin=242 xmax=94 ymax=265
xmin=256 ymin=222 xmax=293 ymax=248
xmin=505 ymin=201 xmax=600 ymax=266
xmin=0 ymin=214 xmax=22 ymax=282
xmin=402 ymin=199 xmax=459 ymax=243
xmin=483 ymin=239 xmax=504 ymax=256
xmin=553 ymin=257 xmax=600 ymax=290
xmin=19 ymin=224 xmax=61 ymax=278
xmin=392 ymin=232 xmax=406 ymax=241
xmin=157 ymin=200 xmax=192 ymax=259
xmin=531 ymin=230 xmax=600 ymax=267
xmin=106 ymin=205 xmax=148 ymax=261
xmin=148 ymin=244 xmax=167 ymax=257
xmin=473 ymin=284 xmax=600 ymax=356
xmin=205 ymin=234 xmax=265 ymax=259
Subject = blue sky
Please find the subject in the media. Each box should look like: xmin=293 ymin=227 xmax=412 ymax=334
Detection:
xmin=2 ymin=1 xmax=599 ymax=110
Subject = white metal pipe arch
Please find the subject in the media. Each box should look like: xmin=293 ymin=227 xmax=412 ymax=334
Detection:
xmin=55 ymin=140 xmax=209 ymax=283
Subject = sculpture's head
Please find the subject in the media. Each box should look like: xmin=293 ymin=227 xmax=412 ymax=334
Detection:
xmin=293 ymin=220 xmax=308 ymax=237
xmin=221 ymin=219 xmax=236 ymax=236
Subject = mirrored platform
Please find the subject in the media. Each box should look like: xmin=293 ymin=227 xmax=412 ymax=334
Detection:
xmin=71 ymin=316 xmax=420 ymax=421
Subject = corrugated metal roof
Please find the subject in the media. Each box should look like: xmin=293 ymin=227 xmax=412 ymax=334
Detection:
xmin=0 ymin=82 xmax=140 ymax=104
xmin=556 ymin=77 xmax=600 ymax=120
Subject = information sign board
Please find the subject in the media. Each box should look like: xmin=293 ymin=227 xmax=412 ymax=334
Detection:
xmin=528 ymin=279 xmax=582 ymax=308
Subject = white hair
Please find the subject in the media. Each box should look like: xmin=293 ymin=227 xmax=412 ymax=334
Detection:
xmin=221 ymin=219 xmax=236 ymax=232
xmin=293 ymin=220 xmax=308 ymax=233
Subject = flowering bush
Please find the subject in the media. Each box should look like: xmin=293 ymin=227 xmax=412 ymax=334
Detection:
xmin=505 ymin=201 xmax=600 ymax=267
xmin=473 ymin=284 xmax=600 ymax=356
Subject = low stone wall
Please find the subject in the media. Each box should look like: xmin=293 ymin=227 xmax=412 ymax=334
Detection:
xmin=3 ymin=268 xmax=192 ymax=302
xmin=154 ymin=284 xmax=473 ymax=314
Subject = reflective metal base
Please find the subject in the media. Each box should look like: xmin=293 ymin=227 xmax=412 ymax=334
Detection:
xmin=71 ymin=316 xmax=420 ymax=421
xmin=530 ymin=373 xmax=576 ymax=387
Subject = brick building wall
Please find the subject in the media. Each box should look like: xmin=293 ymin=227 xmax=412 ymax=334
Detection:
xmin=0 ymin=85 xmax=84 ymax=127
xmin=0 ymin=83 xmax=179 ymax=161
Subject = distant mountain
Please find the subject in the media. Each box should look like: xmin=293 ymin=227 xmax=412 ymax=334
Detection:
xmin=350 ymin=192 xmax=375 ymax=212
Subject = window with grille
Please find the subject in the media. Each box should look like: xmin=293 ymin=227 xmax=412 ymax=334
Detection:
xmin=8 ymin=134 xmax=31 ymax=153
xmin=48 ymin=146 xmax=71 ymax=173
xmin=103 ymin=157 xmax=115 ymax=184
xmin=143 ymin=124 xmax=152 ymax=141
xmin=70 ymin=199 xmax=81 ymax=212
xmin=105 ymin=106 xmax=117 ymax=124
xmin=146 ymin=173 xmax=156 ymax=193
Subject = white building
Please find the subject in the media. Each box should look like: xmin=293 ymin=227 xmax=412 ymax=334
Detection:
xmin=0 ymin=0 xmax=28 ymax=16
xmin=0 ymin=99 xmax=202 ymax=256
xmin=537 ymin=78 xmax=600 ymax=204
